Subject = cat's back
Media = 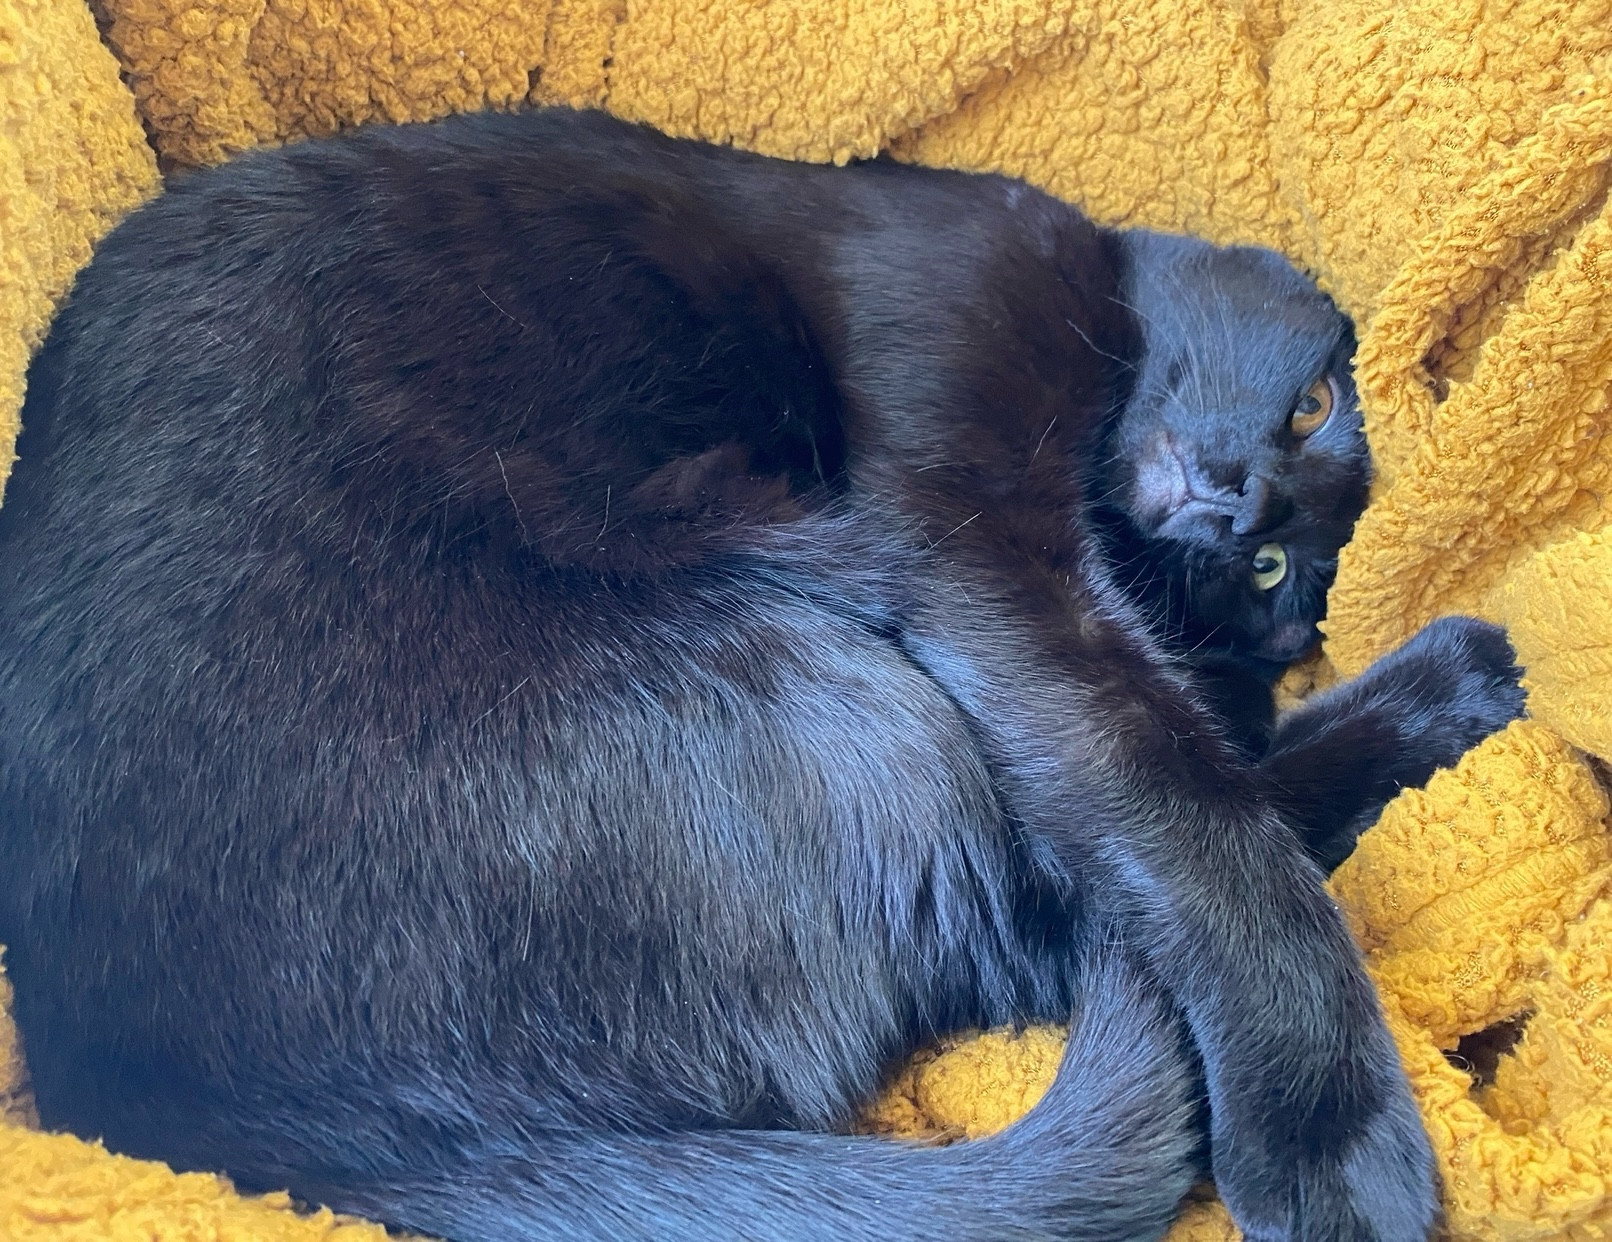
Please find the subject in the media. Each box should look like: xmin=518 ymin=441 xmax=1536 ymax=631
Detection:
xmin=1 ymin=108 xmax=1109 ymax=574
xmin=0 ymin=108 xmax=1028 ymax=746
xmin=0 ymin=113 xmax=802 ymax=583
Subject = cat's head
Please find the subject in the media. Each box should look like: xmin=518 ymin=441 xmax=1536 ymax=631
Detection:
xmin=1101 ymin=231 xmax=1370 ymax=670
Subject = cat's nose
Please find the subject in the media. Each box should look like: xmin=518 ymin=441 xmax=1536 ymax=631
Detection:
xmin=1230 ymin=474 xmax=1292 ymax=536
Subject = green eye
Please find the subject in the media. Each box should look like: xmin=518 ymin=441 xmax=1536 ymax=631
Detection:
xmin=1252 ymin=543 xmax=1288 ymax=591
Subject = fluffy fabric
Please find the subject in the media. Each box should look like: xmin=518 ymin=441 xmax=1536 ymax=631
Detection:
xmin=1 ymin=0 xmax=1608 ymax=1237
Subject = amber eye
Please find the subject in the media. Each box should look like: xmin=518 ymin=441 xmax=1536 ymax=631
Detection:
xmin=1289 ymin=376 xmax=1335 ymax=438
xmin=1252 ymin=543 xmax=1288 ymax=591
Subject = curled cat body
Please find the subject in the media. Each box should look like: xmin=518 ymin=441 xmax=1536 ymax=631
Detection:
xmin=0 ymin=107 xmax=1523 ymax=1241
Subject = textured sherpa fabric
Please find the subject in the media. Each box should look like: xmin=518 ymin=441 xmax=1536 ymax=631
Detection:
xmin=1 ymin=0 xmax=1609 ymax=1238
xmin=0 ymin=0 xmax=157 ymax=495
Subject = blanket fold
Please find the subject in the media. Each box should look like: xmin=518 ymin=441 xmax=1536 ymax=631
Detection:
xmin=1 ymin=0 xmax=1608 ymax=1237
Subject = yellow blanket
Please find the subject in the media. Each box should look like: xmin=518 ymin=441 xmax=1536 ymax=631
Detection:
xmin=2 ymin=1 xmax=1609 ymax=1238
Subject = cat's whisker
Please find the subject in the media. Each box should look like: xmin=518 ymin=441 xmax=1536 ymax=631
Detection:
xmin=1064 ymin=317 xmax=1135 ymax=370
xmin=1105 ymin=292 xmax=1159 ymax=331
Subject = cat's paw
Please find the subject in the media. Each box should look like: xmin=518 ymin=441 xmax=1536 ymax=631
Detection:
xmin=1225 ymin=1119 xmax=1440 ymax=1241
xmin=1192 ymin=887 xmax=1442 ymax=1241
xmin=1374 ymin=615 xmax=1525 ymax=773
xmin=1213 ymin=1034 xmax=1439 ymax=1241
xmin=1264 ymin=615 xmax=1526 ymax=871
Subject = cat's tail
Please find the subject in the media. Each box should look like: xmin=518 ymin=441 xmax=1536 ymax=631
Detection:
xmin=280 ymin=944 xmax=1202 ymax=1242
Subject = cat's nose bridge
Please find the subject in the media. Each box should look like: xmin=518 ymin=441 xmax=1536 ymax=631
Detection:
xmin=1142 ymin=432 xmax=1293 ymax=544
xmin=1230 ymin=472 xmax=1293 ymax=536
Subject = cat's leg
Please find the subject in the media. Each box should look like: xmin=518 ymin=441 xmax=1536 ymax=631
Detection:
xmin=880 ymin=505 xmax=1440 ymax=1241
xmin=827 ymin=212 xmax=1440 ymax=1231
xmin=1260 ymin=616 xmax=1526 ymax=871
xmin=1183 ymin=651 xmax=1280 ymax=757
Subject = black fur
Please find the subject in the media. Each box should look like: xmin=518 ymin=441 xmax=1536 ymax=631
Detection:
xmin=0 ymin=107 xmax=1523 ymax=1241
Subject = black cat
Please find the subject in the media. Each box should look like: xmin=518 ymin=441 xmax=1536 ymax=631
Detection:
xmin=0 ymin=107 xmax=1523 ymax=1241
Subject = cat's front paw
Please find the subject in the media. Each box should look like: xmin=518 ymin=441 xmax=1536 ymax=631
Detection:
xmin=1376 ymin=615 xmax=1525 ymax=773
xmin=1264 ymin=615 xmax=1526 ymax=870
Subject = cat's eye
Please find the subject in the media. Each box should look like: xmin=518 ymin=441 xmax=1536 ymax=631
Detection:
xmin=1252 ymin=543 xmax=1288 ymax=591
xmin=1289 ymin=377 xmax=1334 ymax=438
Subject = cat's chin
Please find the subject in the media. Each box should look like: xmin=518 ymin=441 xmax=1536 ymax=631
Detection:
xmin=1252 ymin=621 xmax=1320 ymax=663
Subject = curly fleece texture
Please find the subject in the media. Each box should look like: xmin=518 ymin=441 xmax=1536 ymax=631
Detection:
xmin=1 ymin=0 xmax=1609 ymax=1238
